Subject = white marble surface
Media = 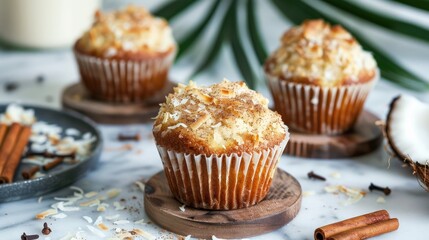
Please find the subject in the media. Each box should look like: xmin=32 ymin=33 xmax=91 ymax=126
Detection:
xmin=1 ymin=1 xmax=429 ymax=239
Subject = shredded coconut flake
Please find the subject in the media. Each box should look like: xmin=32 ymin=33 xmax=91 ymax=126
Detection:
xmin=106 ymin=214 xmax=120 ymax=220
xmin=87 ymin=225 xmax=106 ymax=238
xmin=114 ymin=220 xmax=130 ymax=225
xmin=135 ymin=181 xmax=145 ymax=192
xmin=36 ymin=208 xmax=58 ymax=219
xmin=52 ymin=213 xmax=68 ymax=219
xmin=83 ymin=216 xmax=93 ymax=223
xmin=179 ymin=204 xmax=186 ymax=212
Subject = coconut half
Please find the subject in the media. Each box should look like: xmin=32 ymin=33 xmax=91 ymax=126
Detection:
xmin=386 ymin=95 xmax=429 ymax=190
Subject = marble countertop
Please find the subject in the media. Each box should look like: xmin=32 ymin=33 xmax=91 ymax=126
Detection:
xmin=1 ymin=1 xmax=429 ymax=239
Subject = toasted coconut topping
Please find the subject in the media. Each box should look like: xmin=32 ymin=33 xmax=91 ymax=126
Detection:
xmin=76 ymin=5 xmax=176 ymax=57
xmin=36 ymin=208 xmax=58 ymax=219
xmin=265 ymin=19 xmax=376 ymax=86
xmin=154 ymin=79 xmax=287 ymax=154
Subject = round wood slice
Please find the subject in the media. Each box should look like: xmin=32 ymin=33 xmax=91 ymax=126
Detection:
xmin=61 ymin=81 xmax=176 ymax=124
xmin=144 ymin=168 xmax=302 ymax=239
xmin=285 ymin=110 xmax=382 ymax=159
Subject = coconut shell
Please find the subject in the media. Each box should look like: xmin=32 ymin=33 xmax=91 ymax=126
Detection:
xmin=385 ymin=95 xmax=429 ymax=191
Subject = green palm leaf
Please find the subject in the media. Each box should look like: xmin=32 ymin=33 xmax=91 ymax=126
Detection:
xmin=322 ymin=0 xmax=429 ymax=44
xmin=247 ymin=0 xmax=268 ymax=65
xmin=190 ymin=2 xmax=232 ymax=78
xmin=230 ymin=0 xmax=257 ymax=89
xmin=177 ymin=0 xmax=221 ymax=60
xmin=389 ymin=0 xmax=429 ymax=12
xmin=153 ymin=0 xmax=198 ymax=21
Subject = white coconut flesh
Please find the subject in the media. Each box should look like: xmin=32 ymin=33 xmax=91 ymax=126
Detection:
xmin=387 ymin=95 xmax=429 ymax=164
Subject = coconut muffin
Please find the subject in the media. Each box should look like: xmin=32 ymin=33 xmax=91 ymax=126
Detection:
xmin=153 ymin=79 xmax=289 ymax=210
xmin=74 ymin=5 xmax=176 ymax=102
xmin=265 ymin=19 xmax=378 ymax=134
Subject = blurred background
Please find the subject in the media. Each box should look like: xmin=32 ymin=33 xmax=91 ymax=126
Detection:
xmin=0 ymin=0 xmax=428 ymax=117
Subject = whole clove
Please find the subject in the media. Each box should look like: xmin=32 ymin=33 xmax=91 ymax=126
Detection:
xmin=308 ymin=171 xmax=326 ymax=181
xmin=4 ymin=82 xmax=19 ymax=92
xmin=21 ymin=232 xmax=39 ymax=240
xmin=118 ymin=133 xmax=141 ymax=141
xmin=369 ymin=183 xmax=391 ymax=196
xmin=41 ymin=222 xmax=51 ymax=235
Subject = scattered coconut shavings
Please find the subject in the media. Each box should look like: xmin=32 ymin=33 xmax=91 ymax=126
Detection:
xmin=113 ymin=201 xmax=126 ymax=210
xmin=87 ymin=225 xmax=106 ymax=237
xmin=212 ymin=235 xmax=221 ymax=240
xmin=115 ymin=228 xmax=122 ymax=233
xmin=303 ymin=191 xmax=316 ymax=197
xmin=80 ymin=199 xmax=100 ymax=207
xmin=107 ymin=188 xmax=121 ymax=198
xmin=52 ymin=213 xmax=68 ymax=219
xmin=98 ymin=223 xmax=109 ymax=231
xmin=22 ymin=158 xmax=45 ymax=166
xmin=324 ymin=185 xmax=366 ymax=206
xmin=94 ymin=216 xmax=103 ymax=225
xmin=82 ymin=216 xmax=93 ymax=223
xmin=36 ymin=208 xmax=58 ymax=219
xmin=57 ymin=201 xmax=80 ymax=211
xmin=97 ymin=203 xmax=109 ymax=212
xmin=377 ymin=196 xmax=386 ymax=204
xmin=114 ymin=220 xmax=130 ymax=225
xmin=0 ymin=104 xmax=36 ymax=125
xmin=30 ymin=134 xmax=47 ymax=143
xmin=70 ymin=186 xmax=84 ymax=195
xmin=84 ymin=191 xmax=98 ymax=198
xmin=106 ymin=214 xmax=121 ymax=220
xmin=66 ymin=128 xmax=81 ymax=136
xmin=134 ymin=228 xmax=156 ymax=240
xmin=38 ymin=196 xmax=43 ymax=203
xmin=184 ymin=235 xmax=192 ymax=240
xmin=135 ymin=181 xmax=145 ymax=192
xmin=330 ymin=172 xmax=342 ymax=179
xmin=179 ymin=204 xmax=186 ymax=212
xmin=134 ymin=219 xmax=145 ymax=224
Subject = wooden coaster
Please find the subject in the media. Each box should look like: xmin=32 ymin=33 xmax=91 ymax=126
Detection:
xmin=144 ymin=169 xmax=302 ymax=239
xmin=285 ymin=110 xmax=382 ymax=159
xmin=61 ymin=81 xmax=176 ymax=124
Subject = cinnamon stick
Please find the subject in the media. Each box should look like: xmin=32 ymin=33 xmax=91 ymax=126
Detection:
xmin=0 ymin=125 xmax=32 ymax=183
xmin=0 ymin=123 xmax=23 ymax=175
xmin=0 ymin=123 xmax=8 ymax=146
xmin=42 ymin=158 xmax=63 ymax=171
xmin=327 ymin=218 xmax=399 ymax=240
xmin=314 ymin=210 xmax=390 ymax=240
xmin=22 ymin=166 xmax=40 ymax=179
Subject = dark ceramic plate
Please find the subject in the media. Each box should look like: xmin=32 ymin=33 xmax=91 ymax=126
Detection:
xmin=0 ymin=104 xmax=102 ymax=202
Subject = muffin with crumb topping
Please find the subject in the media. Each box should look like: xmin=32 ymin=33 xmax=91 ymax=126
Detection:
xmin=153 ymin=79 xmax=289 ymax=210
xmin=74 ymin=5 xmax=176 ymax=102
xmin=265 ymin=19 xmax=378 ymax=134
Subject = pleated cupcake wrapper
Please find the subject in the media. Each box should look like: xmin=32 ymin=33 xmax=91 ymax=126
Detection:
xmin=74 ymin=49 xmax=175 ymax=103
xmin=156 ymin=137 xmax=289 ymax=210
xmin=266 ymin=72 xmax=378 ymax=134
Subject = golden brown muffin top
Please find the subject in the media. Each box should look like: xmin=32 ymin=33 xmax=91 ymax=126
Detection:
xmin=153 ymin=80 xmax=288 ymax=155
xmin=75 ymin=5 xmax=176 ymax=58
xmin=265 ymin=19 xmax=377 ymax=87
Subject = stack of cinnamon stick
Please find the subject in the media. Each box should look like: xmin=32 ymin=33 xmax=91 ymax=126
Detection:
xmin=0 ymin=123 xmax=32 ymax=184
xmin=314 ymin=210 xmax=399 ymax=240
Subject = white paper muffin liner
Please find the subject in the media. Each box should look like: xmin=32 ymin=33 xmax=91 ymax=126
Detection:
xmin=156 ymin=137 xmax=289 ymax=210
xmin=266 ymin=71 xmax=379 ymax=134
xmin=74 ymin=49 xmax=176 ymax=103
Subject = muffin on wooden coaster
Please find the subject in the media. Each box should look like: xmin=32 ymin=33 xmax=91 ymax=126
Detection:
xmin=74 ymin=5 xmax=176 ymax=103
xmin=153 ymin=79 xmax=289 ymax=210
xmin=265 ymin=19 xmax=378 ymax=134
